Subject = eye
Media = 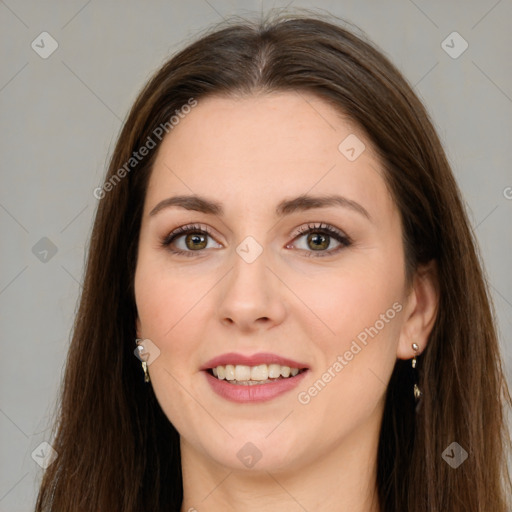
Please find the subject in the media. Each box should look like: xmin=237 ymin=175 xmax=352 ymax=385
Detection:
xmin=287 ymin=222 xmax=352 ymax=258
xmin=160 ymin=223 xmax=222 ymax=257
xmin=161 ymin=222 xmax=351 ymax=258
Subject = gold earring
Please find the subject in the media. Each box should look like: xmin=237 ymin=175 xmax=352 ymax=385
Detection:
xmin=142 ymin=360 xmax=150 ymax=383
xmin=135 ymin=339 xmax=151 ymax=383
xmin=412 ymin=342 xmax=422 ymax=406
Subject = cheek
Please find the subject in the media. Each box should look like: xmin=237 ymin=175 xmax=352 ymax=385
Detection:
xmin=134 ymin=254 xmax=204 ymax=367
xmin=290 ymin=247 xmax=404 ymax=408
xmin=294 ymin=253 xmax=404 ymax=347
xmin=135 ymin=245 xmax=206 ymax=336
xmin=134 ymin=257 xmax=212 ymax=431
xmin=292 ymin=292 xmax=402 ymax=451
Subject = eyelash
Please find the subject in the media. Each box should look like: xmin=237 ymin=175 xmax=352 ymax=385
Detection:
xmin=160 ymin=222 xmax=352 ymax=258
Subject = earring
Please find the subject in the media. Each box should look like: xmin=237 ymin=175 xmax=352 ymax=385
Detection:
xmin=142 ymin=361 xmax=150 ymax=383
xmin=412 ymin=343 xmax=422 ymax=410
xmin=135 ymin=339 xmax=151 ymax=383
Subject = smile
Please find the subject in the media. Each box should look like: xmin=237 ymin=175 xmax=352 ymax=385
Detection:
xmin=201 ymin=352 xmax=310 ymax=402
xmin=209 ymin=363 xmax=306 ymax=384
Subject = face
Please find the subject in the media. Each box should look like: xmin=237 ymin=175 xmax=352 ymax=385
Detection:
xmin=134 ymin=92 xmax=417 ymax=473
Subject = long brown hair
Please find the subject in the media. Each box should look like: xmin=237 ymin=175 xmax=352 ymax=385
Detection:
xmin=35 ymin=10 xmax=512 ymax=511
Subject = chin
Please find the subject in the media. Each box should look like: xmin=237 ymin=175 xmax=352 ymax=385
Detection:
xmin=200 ymin=433 xmax=304 ymax=474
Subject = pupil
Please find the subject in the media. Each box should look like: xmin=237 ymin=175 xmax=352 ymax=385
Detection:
xmin=308 ymin=233 xmax=328 ymax=250
xmin=186 ymin=233 xmax=207 ymax=250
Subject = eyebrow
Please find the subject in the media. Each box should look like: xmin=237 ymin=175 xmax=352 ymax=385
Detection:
xmin=149 ymin=193 xmax=371 ymax=221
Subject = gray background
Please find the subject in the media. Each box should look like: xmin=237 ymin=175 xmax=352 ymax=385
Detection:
xmin=1 ymin=0 xmax=511 ymax=510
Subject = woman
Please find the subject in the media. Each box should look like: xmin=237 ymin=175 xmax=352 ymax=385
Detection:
xmin=35 ymin=11 xmax=512 ymax=512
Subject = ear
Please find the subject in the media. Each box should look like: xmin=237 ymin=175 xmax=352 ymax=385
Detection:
xmin=396 ymin=260 xmax=439 ymax=359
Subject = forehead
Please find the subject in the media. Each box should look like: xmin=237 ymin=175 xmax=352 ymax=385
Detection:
xmin=145 ymin=92 xmax=396 ymax=223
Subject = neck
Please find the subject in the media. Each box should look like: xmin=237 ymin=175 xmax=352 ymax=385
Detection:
xmin=179 ymin=406 xmax=382 ymax=512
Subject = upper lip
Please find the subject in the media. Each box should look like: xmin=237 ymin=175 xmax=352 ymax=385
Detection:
xmin=200 ymin=352 xmax=309 ymax=371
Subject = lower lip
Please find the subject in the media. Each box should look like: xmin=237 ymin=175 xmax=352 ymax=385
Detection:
xmin=204 ymin=370 xmax=309 ymax=403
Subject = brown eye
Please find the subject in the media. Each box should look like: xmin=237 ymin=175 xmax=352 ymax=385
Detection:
xmin=161 ymin=224 xmax=222 ymax=257
xmin=185 ymin=233 xmax=208 ymax=250
xmin=290 ymin=222 xmax=352 ymax=258
xmin=306 ymin=233 xmax=330 ymax=251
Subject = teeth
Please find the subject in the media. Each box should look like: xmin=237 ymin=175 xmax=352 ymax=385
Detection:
xmin=225 ymin=364 xmax=235 ymax=380
xmin=251 ymin=364 xmax=268 ymax=380
xmin=210 ymin=363 xmax=304 ymax=382
xmin=268 ymin=364 xmax=281 ymax=378
xmin=235 ymin=365 xmax=251 ymax=381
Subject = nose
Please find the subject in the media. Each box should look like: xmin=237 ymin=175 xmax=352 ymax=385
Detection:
xmin=216 ymin=242 xmax=287 ymax=333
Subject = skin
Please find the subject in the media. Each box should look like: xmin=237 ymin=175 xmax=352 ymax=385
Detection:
xmin=134 ymin=91 xmax=438 ymax=512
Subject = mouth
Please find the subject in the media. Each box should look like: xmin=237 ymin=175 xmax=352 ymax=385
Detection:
xmin=201 ymin=353 xmax=310 ymax=403
xmin=206 ymin=364 xmax=308 ymax=385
